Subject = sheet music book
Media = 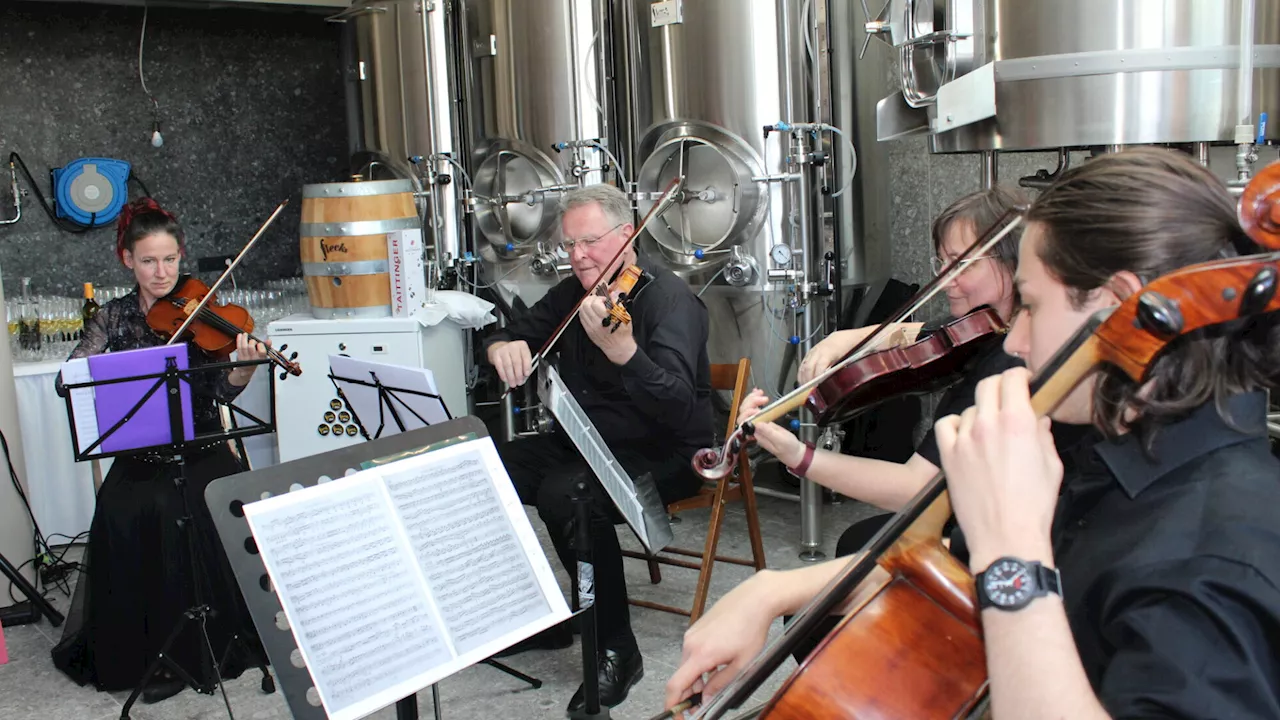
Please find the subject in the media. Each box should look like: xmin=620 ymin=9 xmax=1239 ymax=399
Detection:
xmin=243 ymin=436 xmax=571 ymax=720
xmin=537 ymin=363 xmax=674 ymax=553
xmin=329 ymin=355 xmax=451 ymax=437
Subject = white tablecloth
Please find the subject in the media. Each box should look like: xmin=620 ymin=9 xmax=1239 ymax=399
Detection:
xmin=13 ymin=361 xmax=278 ymax=543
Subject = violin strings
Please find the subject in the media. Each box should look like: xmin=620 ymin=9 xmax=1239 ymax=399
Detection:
xmin=169 ymin=296 xmax=287 ymax=366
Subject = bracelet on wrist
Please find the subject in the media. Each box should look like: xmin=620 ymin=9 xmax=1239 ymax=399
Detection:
xmin=786 ymin=443 xmax=816 ymax=478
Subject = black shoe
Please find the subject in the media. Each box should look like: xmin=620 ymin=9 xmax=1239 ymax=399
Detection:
xmin=567 ymin=646 xmax=644 ymax=714
xmin=141 ymin=677 xmax=186 ymax=704
xmin=493 ymin=621 xmax=574 ymax=658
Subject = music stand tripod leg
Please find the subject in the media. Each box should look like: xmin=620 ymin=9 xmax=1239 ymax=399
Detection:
xmin=0 ymin=550 xmax=65 ymax=627
xmin=571 ymin=479 xmax=610 ymax=720
xmin=120 ymin=456 xmax=231 ymax=720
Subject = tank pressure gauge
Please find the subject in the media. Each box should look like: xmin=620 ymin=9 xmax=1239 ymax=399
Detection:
xmin=770 ymin=244 xmax=793 ymax=266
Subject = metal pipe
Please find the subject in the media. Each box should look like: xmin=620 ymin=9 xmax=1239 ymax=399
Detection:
xmin=418 ymin=1 xmax=446 ymax=259
xmin=1239 ymin=0 xmax=1256 ymax=129
xmin=1194 ymin=142 xmax=1211 ymax=167
xmin=792 ymin=128 xmax=826 ymax=563
xmin=1236 ymin=0 xmax=1258 ymax=183
xmin=980 ymin=150 xmax=998 ymax=188
xmin=498 ymin=312 xmax=516 ymax=443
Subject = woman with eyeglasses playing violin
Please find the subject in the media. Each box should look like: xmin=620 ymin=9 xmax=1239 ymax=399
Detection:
xmin=669 ymin=147 xmax=1280 ymax=719
xmin=739 ymin=187 xmax=1097 ymax=660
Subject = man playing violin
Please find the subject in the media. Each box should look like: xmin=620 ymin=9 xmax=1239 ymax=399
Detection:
xmin=485 ymin=183 xmax=714 ymax=713
xmin=667 ymin=148 xmax=1280 ymax=717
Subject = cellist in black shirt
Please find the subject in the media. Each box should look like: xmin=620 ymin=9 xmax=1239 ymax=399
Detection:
xmin=668 ymin=148 xmax=1280 ymax=718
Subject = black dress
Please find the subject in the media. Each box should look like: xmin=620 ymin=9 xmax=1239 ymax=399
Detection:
xmin=51 ymin=286 xmax=265 ymax=691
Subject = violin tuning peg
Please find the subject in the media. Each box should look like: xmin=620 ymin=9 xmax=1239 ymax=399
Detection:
xmin=279 ymin=343 xmax=288 ymax=352
xmin=290 ymin=352 xmax=298 ymax=360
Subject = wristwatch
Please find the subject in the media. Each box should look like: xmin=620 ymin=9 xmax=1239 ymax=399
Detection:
xmin=975 ymin=556 xmax=1062 ymax=611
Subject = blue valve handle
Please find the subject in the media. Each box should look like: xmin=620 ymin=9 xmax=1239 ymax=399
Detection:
xmin=1260 ymin=113 xmax=1269 ymax=145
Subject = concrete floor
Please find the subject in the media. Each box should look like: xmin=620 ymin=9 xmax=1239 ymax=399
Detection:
xmin=0 ymin=466 xmax=879 ymax=720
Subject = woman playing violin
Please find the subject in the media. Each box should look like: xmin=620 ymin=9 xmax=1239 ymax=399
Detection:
xmin=52 ymin=198 xmax=269 ymax=703
xmin=668 ymin=148 xmax=1280 ymax=717
xmin=744 ymin=188 xmax=1094 ymax=559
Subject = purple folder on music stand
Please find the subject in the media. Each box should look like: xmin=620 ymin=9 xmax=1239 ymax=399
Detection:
xmin=89 ymin=344 xmax=196 ymax=453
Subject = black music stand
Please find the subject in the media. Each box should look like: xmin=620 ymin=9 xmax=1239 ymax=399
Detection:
xmin=205 ymin=418 xmax=553 ymax=720
xmin=328 ymin=364 xmax=452 ymax=443
xmin=61 ymin=354 xmax=277 ymax=720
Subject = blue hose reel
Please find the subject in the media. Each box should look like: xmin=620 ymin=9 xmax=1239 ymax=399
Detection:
xmin=51 ymin=157 xmax=132 ymax=227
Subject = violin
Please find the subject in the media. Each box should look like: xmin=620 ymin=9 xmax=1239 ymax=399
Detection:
xmin=692 ymin=207 xmax=1028 ymax=481
xmin=595 ymin=264 xmax=651 ymax=332
xmin=147 ymin=275 xmax=302 ymax=379
xmin=666 ymin=160 xmax=1280 ymax=720
xmin=147 ymin=200 xmax=302 ymax=381
xmin=806 ymin=306 xmax=1008 ymax=426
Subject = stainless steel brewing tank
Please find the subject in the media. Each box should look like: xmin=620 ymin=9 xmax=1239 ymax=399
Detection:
xmin=341 ymin=0 xmax=464 ymax=260
xmin=619 ymin=0 xmax=811 ymax=286
xmin=460 ymin=0 xmax=613 ymax=257
xmin=907 ymin=0 xmax=1280 ymax=151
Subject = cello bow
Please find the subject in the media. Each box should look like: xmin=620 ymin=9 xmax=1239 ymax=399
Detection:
xmin=683 ymin=160 xmax=1280 ymax=720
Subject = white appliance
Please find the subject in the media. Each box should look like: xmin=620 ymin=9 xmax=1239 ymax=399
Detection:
xmin=267 ymin=314 xmax=468 ymax=463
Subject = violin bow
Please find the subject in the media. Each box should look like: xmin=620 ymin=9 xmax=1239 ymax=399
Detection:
xmin=499 ymin=177 xmax=686 ymax=398
xmin=165 ymin=200 xmax=289 ymax=346
xmin=690 ymin=209 xmax=1027 ymax=480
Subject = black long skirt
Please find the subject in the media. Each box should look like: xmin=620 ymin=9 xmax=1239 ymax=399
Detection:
xmin=51 ymin=445 xmax=266 ymax=691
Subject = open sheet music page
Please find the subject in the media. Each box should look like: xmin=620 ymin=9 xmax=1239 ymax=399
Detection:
xmin=244 ymin=437 xmax=569 ymax=720
xmin=60 ymin=358 xmax=100 ymax=455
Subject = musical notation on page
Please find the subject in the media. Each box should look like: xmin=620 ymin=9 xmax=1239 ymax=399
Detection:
xmin=245 ymin=476 xmax=448 ymax=720
xmin=382 ymin=446 xmax=552 ymax=655
xmin=243 ymin=437 xmax=570 ymax=720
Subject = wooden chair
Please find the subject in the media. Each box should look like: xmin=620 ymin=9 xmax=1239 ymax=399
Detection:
xmin=621 ymin=358 xmax=767 ymax=624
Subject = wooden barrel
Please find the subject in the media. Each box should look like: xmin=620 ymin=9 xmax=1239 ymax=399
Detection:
xmin=299 ymin=179 xmax=419 ymax=319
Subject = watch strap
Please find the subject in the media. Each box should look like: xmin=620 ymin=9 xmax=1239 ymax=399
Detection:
xmin=786 ymin=443 xmax=816 ymax=478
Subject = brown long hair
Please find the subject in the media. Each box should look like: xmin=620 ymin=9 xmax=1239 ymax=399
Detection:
xmin=1026 ymin=147 xmax=1274 ymax=445
xmin=932 ymin=185 xmax=1029 ymax=275
xmin=932 ymin=186 xmax=1029 ymax=311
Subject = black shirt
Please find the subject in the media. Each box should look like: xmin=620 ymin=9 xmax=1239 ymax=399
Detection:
xmin=1052 ymin=392 xmax=1280 ymax=717
xmin=914 ymin=340 xmax=1023 ymax=468
xmin=484 ymin=254 xmax=714 ymax=461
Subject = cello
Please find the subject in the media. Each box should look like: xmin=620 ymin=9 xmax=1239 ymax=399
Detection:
xmin=658 ymin=160 xmax=1280 ymax=720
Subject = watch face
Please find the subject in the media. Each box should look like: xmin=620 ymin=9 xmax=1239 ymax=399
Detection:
xmin=982 ymin=558 xmax=1037 ymax=608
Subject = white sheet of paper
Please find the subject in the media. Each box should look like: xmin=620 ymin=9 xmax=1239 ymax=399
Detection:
xmin=538 ymin=364 xmax=657 ymax=545
xmin=244 ymin=475 xmax=449 ymax=720
xmin=244 ymin=437 xmax=570 ymax=720
xmin=329 ymin=355 xmax=449 ymax=437
xmin=60 ymin=358 xmax=100 ymax=455
xmin=380 ymin=439 xmax=568 ymax=656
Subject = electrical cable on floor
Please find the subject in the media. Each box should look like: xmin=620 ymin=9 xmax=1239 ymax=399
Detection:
xmin=2 ymin=428 xmax=84 ymax=605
